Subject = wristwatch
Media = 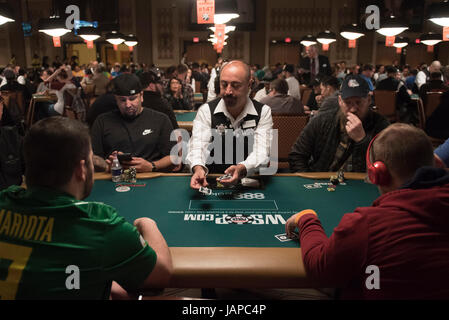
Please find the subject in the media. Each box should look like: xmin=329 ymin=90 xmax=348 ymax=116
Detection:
xmin=150 ymin=161 xmax=157 ymax=172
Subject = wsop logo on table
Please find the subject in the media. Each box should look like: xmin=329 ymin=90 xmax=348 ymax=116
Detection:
xmin=184 ymin=213 xmax=287 ymax=225
xmin=225 ymin=214 xmax=255 ymax=224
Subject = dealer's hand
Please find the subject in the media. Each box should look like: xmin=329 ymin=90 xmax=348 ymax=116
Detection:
xmin=219 ymin=164 xmax=247 ymax=187
xmin=190 ymin=165 xmax=208 ymax=190
xmin=345 ymin=112 xmax=366 ymax=143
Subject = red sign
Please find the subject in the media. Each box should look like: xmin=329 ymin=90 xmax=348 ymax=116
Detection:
xmin=113 ymin=44 xmax=118 ymax=51
xmin=129 ymin=46 xmax=134 ymax=52
xmin=214 ymin=24 xmax=225 ymax=39
xmin=396 ymin=47 xmax=402 ymax=54
xmin=85 ymin=40 xmax=94 ymax=49
xmin=444 ymin=27 xmax=449 ymax=41
xmin=197 ymin=0 xmax=214 ymax=24
xmin=415 ymin=39 xmax=420 ymax=44
xmin=193 ymin=37 xmax=199 ymax=43
xmin=53 ymin=37 xmax=61 ymax=47
xmin=348 ymin=39 xmax=356 ymax=48
xmin=322 ymin=43 xmax=329 ymax=51
xmin=285 ymin=37 xmax=291 ymax=43
xmin=427 ymin=45 xmax=434 ymax=53
xmin=385 ymin=36 xmax=395 ymax=47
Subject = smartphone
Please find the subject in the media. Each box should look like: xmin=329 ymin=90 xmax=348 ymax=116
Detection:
xmin=117 ymin=153 xmax=133 ymax=162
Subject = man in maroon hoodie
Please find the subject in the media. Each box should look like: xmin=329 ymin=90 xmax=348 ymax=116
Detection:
xmin=286 ymin=123 xmax=449 ymax=299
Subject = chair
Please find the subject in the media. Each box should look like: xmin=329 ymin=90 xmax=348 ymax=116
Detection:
xmin=301 ymin=88 xmax=312 ymax=106
xmin=415 ymin=98 xmax=426 ymax=130
xmin=1 ymin=90 xmax=25 ymax=119
xmin=83 ymin=83 xmax=96 ymax=109
xmin=373 ymin=90 xmax=397 ymax=122
xmin=425 ymin=92 xmax=443 ymax=118
xmin=63 ymin=88 xmax=86 ymax=121
xmin=272 ymin=114 xmax=309 ymax=169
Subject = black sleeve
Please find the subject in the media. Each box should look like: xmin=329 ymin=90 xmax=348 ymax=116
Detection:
xmin=90 ymin=117 xmax=106 ymax=158
xmin=156 ymin=115 xmax=176 ymax=158
xmin=288 ymin=119 xmax=317 ymax=172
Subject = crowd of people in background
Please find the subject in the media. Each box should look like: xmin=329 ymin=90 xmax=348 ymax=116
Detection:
xmin=1 ymin=50 xmax=449 ymax=170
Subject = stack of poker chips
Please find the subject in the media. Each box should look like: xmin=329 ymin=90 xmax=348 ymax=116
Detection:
xmin=122 ymin=167 xmax=137 ymax=183
xmin=328 ymin=171 xmax=345 ymax=192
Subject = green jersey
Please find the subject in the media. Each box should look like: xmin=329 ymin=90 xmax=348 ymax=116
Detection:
xmin=0 ymin=185 xmax=156 ymax=300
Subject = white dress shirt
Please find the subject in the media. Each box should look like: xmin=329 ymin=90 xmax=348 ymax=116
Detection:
xmin=253 ymin=87 xmax=269 ymax=102
xmin=415 ymin=70 xmax=428 ymax=89
xmin=285 ymin=76 xmax=301 ymax=100
xmin=186 ymin=97 xmax=273 ymax=176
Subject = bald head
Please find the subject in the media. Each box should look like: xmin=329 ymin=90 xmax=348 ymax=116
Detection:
xmin=371 ymin=123 xmax=434 ymax=183
xmin=430 ymin=61 xmax=442 ymax=73
xmin=220 ymin=60 xmax=251 ymax=83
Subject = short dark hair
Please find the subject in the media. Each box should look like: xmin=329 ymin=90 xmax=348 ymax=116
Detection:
xmin=385 ymin=65 xmax=398 ymax=74
xmin=177 ymin=64 xmax=188 ymax=75
xmin=24 ymin=117 xmax=91 ymax=188
xmin=363 ymin=64 xmax=374 ymax=71
xmin=270 ymin=78 xmax=289 ymax=95
xmin=320 ymin=76 xmax=340 ymax=90
xmin=139 ymin=71 xmax=160 ymax=88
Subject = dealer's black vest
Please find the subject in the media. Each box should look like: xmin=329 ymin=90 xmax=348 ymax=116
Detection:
xmin=206 ymin=98 xmax=263 ymax=173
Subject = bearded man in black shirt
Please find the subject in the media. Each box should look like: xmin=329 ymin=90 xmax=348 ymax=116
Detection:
xmin=91 ymin=73 xmax=176 ymax=173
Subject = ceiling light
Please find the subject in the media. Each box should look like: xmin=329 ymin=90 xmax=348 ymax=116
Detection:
xmin=420 ymin=32 xmax=443 ymax=46
xmin=105 ymin=31 xmax=125 ymax=45
xmin=0 ymin=4 xmax=14 ymax=25
xmin=38 ymin=16 xmax=71 ymax=37
xmin=300 ymin=34 xmax=317 ymax=46
xmin=340 ymin=24 xmax=365 ymax=40
xmin=428 ymin=1 xmax=449 ymax=27
xmin=376 ymin=16 xmax=408 ymax=37
xmin=214 ymin=0 xmax=239 ymax=24
xmin=316 ymin=30 xmax=337 ymax=44
xmin=78 ymin=27 xmax=100 ymax=41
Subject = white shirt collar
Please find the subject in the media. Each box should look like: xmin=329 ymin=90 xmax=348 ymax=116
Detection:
xmin=214 ymin=97 xmax=257 ymax=124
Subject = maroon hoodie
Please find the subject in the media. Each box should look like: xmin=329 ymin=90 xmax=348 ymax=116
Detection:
xmin=297 ymin=167 xmax=449 ymax=299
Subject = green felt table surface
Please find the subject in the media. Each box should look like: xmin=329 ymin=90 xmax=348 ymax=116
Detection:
xmin=175 ymin=112 xmax=197 ymax=122
xmin=87 ymin=175 xmax=379 ymax=248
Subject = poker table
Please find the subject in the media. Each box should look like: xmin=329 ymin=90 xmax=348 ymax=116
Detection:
xmin=174 ymin=110 xmax=197 ymax=131
xmin=88 ymin=172 xmax=379 ymax=289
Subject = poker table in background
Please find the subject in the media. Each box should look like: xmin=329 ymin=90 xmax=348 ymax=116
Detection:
xmin=89 ymin=172 xmax=379 ymax=288
xmin=174 ymin=110 xmax=197 ymax=131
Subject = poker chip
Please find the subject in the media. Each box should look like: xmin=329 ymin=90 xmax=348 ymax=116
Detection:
xmin=116 ymin=186 xmax=131 ymax=192
xmin=327 ymin=187 xmax=335 ymax=192
xmin=224 ymin=214 xmax=254 ymax=225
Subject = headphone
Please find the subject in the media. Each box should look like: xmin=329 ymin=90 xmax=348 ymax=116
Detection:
xmin=366 ymin=133 xmax=391 ymax=186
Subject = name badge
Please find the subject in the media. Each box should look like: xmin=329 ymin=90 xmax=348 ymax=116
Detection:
xmin=242 ymin=120 xmax=256 ymax=129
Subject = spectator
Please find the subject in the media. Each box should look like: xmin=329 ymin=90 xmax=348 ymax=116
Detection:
xmin=260 ymin=78 xmax=304 ymax=115
xmin=164 ymin=77 xmax=191 ymax=110
xmin=282 ymin=64 xmax=301 ymax=100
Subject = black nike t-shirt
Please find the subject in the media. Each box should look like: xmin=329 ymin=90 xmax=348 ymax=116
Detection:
xmin=91 ymin=108 xmax=175 ymax=161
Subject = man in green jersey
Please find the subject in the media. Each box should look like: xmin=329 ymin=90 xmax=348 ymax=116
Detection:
xmin=0 ymin=117 xmax=172 ymax=299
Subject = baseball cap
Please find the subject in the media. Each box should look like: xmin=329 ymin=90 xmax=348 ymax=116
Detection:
xmin=283 ymin=64 xmax=294 ymax=74
xmin=112 ymin=73 xmax=143 ymax=96
xmin=340 ymin=74 xmax=370 ymax=99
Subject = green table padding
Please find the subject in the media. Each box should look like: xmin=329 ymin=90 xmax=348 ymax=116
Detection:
xmin=87 ymin=176 xmax=379 ymax=248
xmin=175 ymin=112 xmax=197 ymax=122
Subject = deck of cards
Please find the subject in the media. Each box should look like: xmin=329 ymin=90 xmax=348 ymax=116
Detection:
xmin=218 ymin=174 xmax=233 ymax=181
xmin=199 ymin=186 xmax=212 ymax=195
